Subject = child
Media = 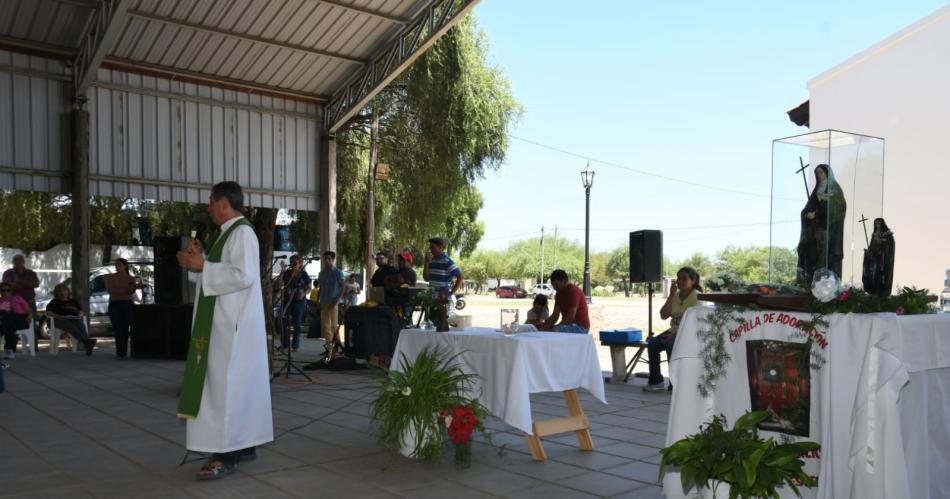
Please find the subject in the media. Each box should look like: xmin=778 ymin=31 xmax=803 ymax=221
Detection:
xmin=526 ymin=294 xmax=550 ymax=328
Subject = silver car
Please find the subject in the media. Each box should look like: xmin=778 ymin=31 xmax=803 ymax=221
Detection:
xmin=35 ymin=261 xmax=154 ymax=337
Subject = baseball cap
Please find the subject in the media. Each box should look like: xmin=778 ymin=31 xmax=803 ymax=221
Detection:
xmin=398 ymin=251 xmax=413 ymax=264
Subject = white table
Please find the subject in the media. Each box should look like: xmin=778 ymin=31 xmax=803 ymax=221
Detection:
xmin=392 ymin=327 xmax=607 ymax=460
xmin=664 ymin=308 xmax=950 ymax=499
xmin=896 ymin=313 xmax=950 ymax=499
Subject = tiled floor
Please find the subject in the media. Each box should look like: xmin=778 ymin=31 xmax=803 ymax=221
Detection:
xmin=0 ymin=341 xmax=671 ymax=498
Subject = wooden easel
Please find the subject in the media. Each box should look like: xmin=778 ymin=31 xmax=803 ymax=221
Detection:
xmin=524 ymin=389 xmax=595 ymax=461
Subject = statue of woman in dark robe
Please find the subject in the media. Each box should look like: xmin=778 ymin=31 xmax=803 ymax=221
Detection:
xmin=862 ymin=218 xmax=895 ymax=296
xmin=796 ymin=164 xmax=846 ymax=286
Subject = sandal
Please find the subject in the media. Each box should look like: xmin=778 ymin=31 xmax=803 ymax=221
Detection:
xmin=196 ymin=457 xmax=235 ymax=481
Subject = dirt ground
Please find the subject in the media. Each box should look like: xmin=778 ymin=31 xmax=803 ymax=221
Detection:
xmin=455 ymin=293 xmax=673 ymax=381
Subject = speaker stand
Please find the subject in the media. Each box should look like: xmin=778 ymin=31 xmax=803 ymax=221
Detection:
xmin=270 ymin=270 xmax=312 ymax=383
xmin=647 ymin=282 xmax=654 ymax=338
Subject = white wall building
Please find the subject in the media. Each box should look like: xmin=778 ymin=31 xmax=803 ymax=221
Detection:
xmin=807 ymin=4 xmax=950 ymax=294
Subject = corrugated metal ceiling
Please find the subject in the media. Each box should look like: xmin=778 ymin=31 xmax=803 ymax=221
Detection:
xmin=0 ymin=0 xmax=429 ymax=102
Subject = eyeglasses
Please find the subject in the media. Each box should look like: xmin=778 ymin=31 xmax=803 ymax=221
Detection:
xmin=0 ymin=289 xmax=11 ymax=293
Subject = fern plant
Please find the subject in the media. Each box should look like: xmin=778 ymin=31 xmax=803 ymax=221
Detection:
xmin=371 ymin=346 xmax=478 ymax=461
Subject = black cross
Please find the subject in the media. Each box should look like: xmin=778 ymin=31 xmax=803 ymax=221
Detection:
xmin=858 ymin=214 xmax=870 ymax=248
xmin=795 ymin=157 xmax=810 ymax=198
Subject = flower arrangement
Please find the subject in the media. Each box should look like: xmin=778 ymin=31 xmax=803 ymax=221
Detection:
xmin=811 ymin=285 xmax=936 ymax=315
xmin=659 ymin=411 xmax=819 ymax=499
xmin=440 ymin=403 xmax=487 ymax=468
xmin=371 ymin=346 xmax=478 ymax=461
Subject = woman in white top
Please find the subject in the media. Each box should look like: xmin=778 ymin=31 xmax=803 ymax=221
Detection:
xmin=643 ymin=267 xmax=701 ymax=392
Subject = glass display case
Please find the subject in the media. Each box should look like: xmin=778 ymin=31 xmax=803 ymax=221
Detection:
xmin=770 ymin=130 xmax=884 ymax=288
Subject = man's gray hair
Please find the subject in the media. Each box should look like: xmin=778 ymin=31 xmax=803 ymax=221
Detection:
xmin=211 ymin=181 xmax=244 ymax=211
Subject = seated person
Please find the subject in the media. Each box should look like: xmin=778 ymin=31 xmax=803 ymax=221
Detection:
xmin=45 ymin=283 xmax=97 ymax=356
xmin=370 ymin=252 xmax=399 ymax=287
xmin=384 ymin=252 xmax=418 ymax=288
xmin=526 ymin=294 xmax=550 ymax=328
xmin=1 ymin=283 xmax=31 ymax=359
xmin=539 ymin=269 xmax=590 ymax=334
xmin=643 ymin=267 xmax=701 ymax=392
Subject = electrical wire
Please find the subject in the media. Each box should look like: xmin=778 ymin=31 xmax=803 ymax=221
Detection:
xmin=511 ymin=134 xmax=777 ymax=200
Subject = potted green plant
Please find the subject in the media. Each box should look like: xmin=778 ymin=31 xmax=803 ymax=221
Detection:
xmin=659 ymin=411 xmax=819 ymax=499
xmin=371 ymin=346 xmax=478 ymax=461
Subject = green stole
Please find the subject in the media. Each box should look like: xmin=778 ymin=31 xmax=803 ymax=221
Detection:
xmin=177 ymin=218 xmax=253 ymax=419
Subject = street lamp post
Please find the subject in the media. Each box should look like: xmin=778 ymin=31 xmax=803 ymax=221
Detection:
xmin=581 ymin=162 xmax=595 ymax=303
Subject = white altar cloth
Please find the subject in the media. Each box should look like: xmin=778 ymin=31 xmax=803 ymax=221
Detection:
xmin=391 ymin=327 xmax=607 ymax=434
xmin=663 ymin=307 xmax=911 ymax=499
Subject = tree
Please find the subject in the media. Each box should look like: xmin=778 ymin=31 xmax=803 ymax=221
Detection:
xmin=675 ymin=252 xmax=716 ymax=281
xmin=0 ymin=191 xmax=71 ymax=252
xmin=607 ymin=246 xmax=631 ymax=297
xmin=590 ymin=252 xmax=612 ymax=288
xmin=715 ymin=245 xmax=771 ymax=283
xmin=334 ymin=14 xmax=522 ymax=264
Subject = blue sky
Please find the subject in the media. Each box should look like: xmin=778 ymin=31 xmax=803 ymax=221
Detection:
xmin=471 ymin=1 xmax=947 ymax=262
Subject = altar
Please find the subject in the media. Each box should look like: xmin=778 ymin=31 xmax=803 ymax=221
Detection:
xmin=663 ymin=307 xmax=950 ymax=499
xmin=392 ymin=327 xmax=607 ymax=461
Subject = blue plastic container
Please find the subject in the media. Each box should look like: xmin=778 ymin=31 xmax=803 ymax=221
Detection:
xmin=599 ymin=328 xmax=643 ymax=343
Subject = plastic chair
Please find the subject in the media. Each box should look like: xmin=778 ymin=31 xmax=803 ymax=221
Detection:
xmin=15 ymin=317 xmax=36 ymax=357
xmin=48 ymin=317 xmax=80 ymax=355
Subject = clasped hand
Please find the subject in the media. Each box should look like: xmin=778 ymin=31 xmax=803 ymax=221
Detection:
xmin=176 ymin=238 xmax=205 ymax=272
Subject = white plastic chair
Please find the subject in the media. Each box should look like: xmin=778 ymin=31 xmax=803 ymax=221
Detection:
xmin=48 ymin=316 xmax=80 ymax=355
xmin=15 ymin=317 xmax=36 ymax=357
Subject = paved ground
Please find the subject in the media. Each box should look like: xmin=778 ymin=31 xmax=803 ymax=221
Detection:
xmin=1 ymin=335 xmax=672 ymax=499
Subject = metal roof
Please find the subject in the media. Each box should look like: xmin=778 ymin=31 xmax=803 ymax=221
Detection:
xmin=0 ymin=0 xmax=445 ymax=107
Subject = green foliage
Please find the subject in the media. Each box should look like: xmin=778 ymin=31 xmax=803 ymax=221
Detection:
xmin=457 ymin=249 xmax=503 ymax=292
xmin=810 ymin=286 xmax=937 ymax=316
xmin=606 ymin=246 xmax=629 ymax=280
xmin=335 ymin=14 xmax=522 ymax=263
xmin=287 ymin=210 xmax=321 ymax=258
xmin=0 ymin=191 xmax=71 ymax=251
xmin=371 ymin=346 xmax=480 ymax=461
xmin=706 ymin=270 xmax=741 ymax=292
xmin=659 ymin=411 xmax=819 ymax=498
xmin=678 ymin=252 xmax=717 ymax=280
xmin=696 ymin=305 xmax=740 ymax=398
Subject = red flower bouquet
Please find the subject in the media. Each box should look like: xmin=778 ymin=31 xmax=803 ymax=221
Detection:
xmin=440 ymin=405 xmax=484 ymax=468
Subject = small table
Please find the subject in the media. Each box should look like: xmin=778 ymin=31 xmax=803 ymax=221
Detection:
xmin=392 ymin=327 xmax=607 ymax=461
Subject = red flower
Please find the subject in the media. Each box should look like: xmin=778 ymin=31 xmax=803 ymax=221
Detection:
xmin=839 ymin=290 xmax=850 ymax=301
xmin=896 ymin=306 xmax=905 ymax=315
xmin=444 ymin=405 xmax=481 ymax=444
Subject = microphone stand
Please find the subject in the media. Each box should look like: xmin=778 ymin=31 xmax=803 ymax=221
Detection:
xmin=271 ymin=262 xmax=311 ymax=382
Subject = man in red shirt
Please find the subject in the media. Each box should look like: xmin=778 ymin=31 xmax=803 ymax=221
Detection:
xmin=540 ymin=269 xmax=590 ymax=333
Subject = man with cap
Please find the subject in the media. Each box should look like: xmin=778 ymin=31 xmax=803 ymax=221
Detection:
xmin=369 ymin=251 xmax=399 ymax=287
xmin=395 ymin=252 xmax=417 ymax=286
xmin=423 ymin=237 xmax=464 ymax=297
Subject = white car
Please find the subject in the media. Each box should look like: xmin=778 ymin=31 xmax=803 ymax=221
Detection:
xmin=531 ymin=283 xmax=555 ymax=298
xmin=35 ymin=261 xmax=154 ymax=336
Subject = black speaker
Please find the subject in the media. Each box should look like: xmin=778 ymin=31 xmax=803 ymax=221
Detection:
xmin=131 ymin=304 xmax=193 ymax=359
xmin=154 ymin=236 xmax=187 ymax=305
xmin=630 ymin=230 xmax=663 ymax=283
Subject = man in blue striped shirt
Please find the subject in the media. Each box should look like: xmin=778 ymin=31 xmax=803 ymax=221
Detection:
xmin=422 ymin=237 xmax=464 ymax=296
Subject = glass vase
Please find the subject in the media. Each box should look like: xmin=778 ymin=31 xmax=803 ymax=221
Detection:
xmin=453 ymin=441 xmax=471 ymax=469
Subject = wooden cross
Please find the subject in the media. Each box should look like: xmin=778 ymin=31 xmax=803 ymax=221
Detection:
xmin=858 ymin=214 xmax=870 ymax=248
xmin=795 ymin=157 xmax=810 ymax=198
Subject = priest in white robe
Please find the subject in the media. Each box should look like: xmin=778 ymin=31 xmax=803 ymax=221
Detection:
xmin=177 ymin=181 xmax=273 ymax=480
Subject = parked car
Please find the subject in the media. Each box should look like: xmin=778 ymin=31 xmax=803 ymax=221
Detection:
xmin=34 ymin=261 xmax=154 ymax=337
xmin=495 ymin=285 xmax=528 ymax=299
xmin=532 ymin=283 xmax=555 ymax=298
